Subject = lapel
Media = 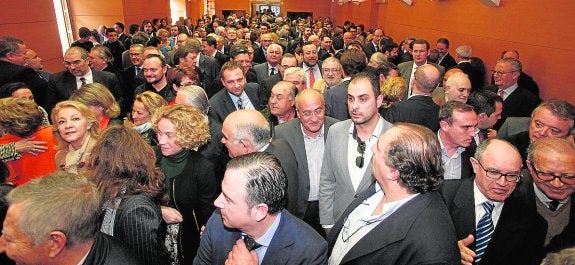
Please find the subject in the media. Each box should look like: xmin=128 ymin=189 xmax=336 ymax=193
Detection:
xmin=336 ymin=120 xmax=352 ymax=190
xmin=290 ymin=120 xmax=309 ymax=176
xmin=260 ymin=212 xmax=294 ymax=264
xmin=451 ymin=179 xmax=476 ymax=240
xmin=355 ymin=118 xmax=392 ymax=193
xmin=64 ymin=72 xmax=78 ymax=98
xmin=222 ymin=92 xmax=238 ymax=114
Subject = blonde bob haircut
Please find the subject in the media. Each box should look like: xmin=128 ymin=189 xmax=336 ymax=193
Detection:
xmin=151 ymin=104 xmax=210 ymax=150
xmin=0 ymin=98 xmax=42 ymax=138
xmin=381 ymin=77 xmax=406 ymax=108
xmin=134 ymin=91 xmax=167 ymax=117
xmin=51 ymin=100 xmax=99 ymax=148
xmin=71 ymin=83 xmax=121 ymax=118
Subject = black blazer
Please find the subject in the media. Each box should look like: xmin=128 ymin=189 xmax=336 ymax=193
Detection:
xmin=260 ymin=73 xmax=282 ymax=107
xmin=207 ymin=83 xmax=262 ymax=124
xmin=213 ymin=51 xmax=229 ymax=67
xmin=0 ymin=61 xmax=49 ymax=109
xmin=46 ymin=70 xmax=124 ymax=113
xmin=198 ymin=54 xmax=221 ymax=94
xmin=380 ymin=95 xmax=440 ymax=132
xmin=324 ymin=79 xmax=350 ymax=121
xmin=328 ymin=185 xmax=460 ymax=265
xmin=83 ymin=232 xmax=140 ymax=265
xmin=263 ymin=139 xmax=300 ymax=216
xmin=363 ymin=42 xmax=379 ymax=60
xmin=439 ymin=53 xmax=457 ymax=70
xmin=121 ymin=65 xmax=146 ymax=112
xmin=253 ymin=46 xmax=267 ymax=64
xmin=440 ymin=178 xmax=546 ymax=265
xmin=455 ymin=62 xmax=485 ymax=92
xmin=486 ymin=85 xmax=542 ymax=130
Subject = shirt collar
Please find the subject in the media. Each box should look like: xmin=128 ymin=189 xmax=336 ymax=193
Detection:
xmin=250 ymin=211 xmax=282 ymax=247
xmin=300 ymin=122 xmax=325 ymax=139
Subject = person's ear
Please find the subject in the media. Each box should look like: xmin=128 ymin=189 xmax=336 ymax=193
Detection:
xmin=46 ymin=231 xmax=67 ymax=258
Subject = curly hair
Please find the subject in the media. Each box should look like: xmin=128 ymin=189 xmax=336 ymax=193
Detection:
xmin=70 ymin=83 xmax=120 ymax=119
xmin=134 ymin=91 xmax=167 ymax=117
xmin=384 ymin=123 xmax=443 ymax=193
xmin=87 ymin=125 xmax=165 ymax=204
xmin=151 ymin=104 xmax=210 ymax=150
xmin=50 ymin=100 xmax=99 ymax=148
xmin=381 ymin=77 xmax=406 ymax=108
xmin=0 ymin=98 xmax=42 ymax=137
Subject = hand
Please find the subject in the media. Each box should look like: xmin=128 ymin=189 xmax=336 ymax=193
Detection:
xmin=458 ymin=234 xmax=476 ymax=265
xmin=199 ymin=225 xmax=206 ymax=238
xmin=161 ymin=206 xmax=183 ymax=224
xmin=14 ymin=138 xmax=47 ymax=155
xmin=486 ymin=129 xmax=497 ymax=139
xmin=225 ymin=239 xmax=258 ymax=265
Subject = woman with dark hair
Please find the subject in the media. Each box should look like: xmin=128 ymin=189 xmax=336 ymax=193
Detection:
xmin=70 ymin=83 xmax=122 ymax=130
xmin=0 ymin=82 xmax=49 ymax=125
xmin=0 ymin=98 xmax=58 ymax=185
xmin=166 ymin=66 xmax=199 ymax=105
xmin=88 ymin=125 xmax=170 ymax=265
xmin=152 ymin=105 xmax=218 ymax=264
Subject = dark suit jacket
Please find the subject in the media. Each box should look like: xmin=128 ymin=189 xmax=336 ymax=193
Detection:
xmin=439 ymin=53 xmax=457 ymax=70
xmin=324 ymin=79 xmax=350 ymax=121
xmin=455 ymin=62 xmax=485 ymax=92
xmin=208 ymin=83 xmax=262 ymax=124
xmin=490 ymin=71 xmax=540 ymax=97
xmin=0 ymin=61 xmax=49 ymax=108
xmin=515 ymin=174 xmax=575 ymax=255
xmin=504 ymin=130 xmax=530 ymax=164
xmin=213 ymin=51 xmax=229 ymax=67
xmin=199 ymin=54 xmax=221 ymax=95
xmin=83 ymin=232 xmax=140 ymax=265
xmin=328 ymin=185 xmax=460 ymax=265
xmin=440 ymin=178 xmax=546 ymax=265
xmin=274 ymin=117 xmax=339 ymax=218
xmin=264 ymin=139 xmax=300 ymax=216
xmin=253 ymin=46 xmax=267 ymax=64
xmin=253 ymin=62 xmax=274 ymax=85
xmin=318 ymin=48 xmax=331 ymax=61
xmin=194 ymin=209 xmax=327 ymax=265
xmin=260 ymin=73 xmax=282 ymax=106
xmin=486 ymin=85 xmax=542 ymax=130
xmin=46 ymin=70 xmax=124 ymax=113
xmin=121 ymin=65 xmax=146 ymax=112
xmin=380 ymin=95 xmax=440 ymax=132
xmin=363 ymin=42 xmax=379 ymax=60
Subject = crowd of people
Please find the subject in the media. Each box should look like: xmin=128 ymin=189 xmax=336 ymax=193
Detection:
xmin=0 ymin=10 xmax=574 ymax=265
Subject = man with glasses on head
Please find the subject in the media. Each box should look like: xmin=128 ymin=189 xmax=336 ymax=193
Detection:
xmin=516 ymin=137 xmax=575 ymax=256
xmin=487 ymin=57 xmax=541 ymax=130
xmin=441 ymin=139 xmax=546 ymax=265
xmin=319 ymin=73 xmax=393 ymax=236
xmin=46 ymin=46 xmax=123 ymax=113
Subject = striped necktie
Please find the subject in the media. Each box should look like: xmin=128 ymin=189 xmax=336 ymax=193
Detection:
xmin=475 ymin=201 xmax=495 ymax=263
xmin=237 ymin=97 xmax=243 ymax=110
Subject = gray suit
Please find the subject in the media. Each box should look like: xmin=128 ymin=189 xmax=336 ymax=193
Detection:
xmin=253 ymin=62 xmax=276 ymax=84
xmin=319 ymin=118 xmax=393 ymax=226
xmin=274 ymin=116 xmax=339 ymax=218
xmin=397 ymin=61 xmax=445 ymax=99
xmin=324 ymin=79 xmax=350 ymax=121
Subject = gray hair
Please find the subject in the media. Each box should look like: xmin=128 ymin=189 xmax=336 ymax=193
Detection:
xmin=283 ymin=67 xmax=306 ymax=81
xmin=497 ymin=57 xmax=523 ymax=72
xmin=91 ymin=45 xmax=114 ymax=65
xmin=455 ymin=45 xmax=472 ymax=59
xmin=176 ymin=85 xmax=210 ymax=114
xmin=0 ymin=36 xmax=24 ymax=58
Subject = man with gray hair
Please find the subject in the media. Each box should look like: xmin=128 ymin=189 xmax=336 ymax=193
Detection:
xmin=0 ymin=172 xmax=138 ymax=264
xmin=381 ymin=64 xmax=442 ymax=132
xmin=487 ymin=57 xmax=542 ymax=130
xmin=194 ymin=152 xmax=327 ymax=265
xmin=454 ymin=45 xmax=484 ymax=91
xmin=253 ymin=43 xmax=283 ymax=84
xmin=444 ymin=71 xmax=472 ymax=103
xmin=221 ymin=109 xmax=300 ymax=214
xmin=283 ymin=66 xmax=307 ymax=92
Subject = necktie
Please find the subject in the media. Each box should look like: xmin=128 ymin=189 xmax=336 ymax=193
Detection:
xmin=80 ymin=77 xmax=87 ymax=86
xmin=498 ymin=89 xmax=505 ymax=100
xmin=237 ymin=97 xmax=243 ymax=110
xmin=243 ymin=235 xmax=262 ymax=251
xmin=374 ymin=43 xmax=378 ymax=52
xmin=548 ymin=200 xmax=560 ymax=211
xmin=135 ymin=67 xmax=141 ymax=77
xmin=475 ymin=201 xmax=495 ymax=263
xmin=270 ymin=67 xmax=275 ymax=76
xmin=309 ymin=68 xmax=315 ymax=88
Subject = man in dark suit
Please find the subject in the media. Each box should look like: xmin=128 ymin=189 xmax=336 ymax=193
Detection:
xmin=275 ymin=89 xmax=339 ymax=235
xmin=201 ymin=35 xmax=229 ymax=67
xmin=437 ymin=101 xmax=478 ymax=180
xmin=381 ymin=64 xmax=441 ymax=132
xmin=2 ymin=172 xmax=139 ymax=265
xmin=221 ymin=109 xmax=301 ymax=221
xmin=467 ymin=89 xmax=504 ymax=145
xmin=453 ymin=45 xmax=484 ymax=92
xmin=0 ymin=37 xmax=49 ymax=108
xmin=441 ymin=139 xmax=546 ymax=265
xmin=397 ymin=39 xmax=445 ymax=99
xmin=487 ymin=57 xmax=542 ymax=130
xmin=324 ymin=49 xmax=366 ymax=121
xmin=207 ymin=44 xmax=256 ymax=98
xmin=301 ymin=42 xmax=322 ymax=89
xmin=327 ymin=123 xmax=460 ymax=264
xmin=436 ymin=38 xmax=457 ymax=70
xmin=194 ymin=152 xmax=327 ymax=265
xmin=121 ymin=44 xmax=146 ymax=113
xmin=498 ymin=50 xmax=540 ymax=96
xmin=318 ymin=36 xmax=334 ymax=61
xmin=260 ymin=53 xmax=298 ymax=107
xmin=46 ymin=46 xmax=123 ymax=113
xmin=102 ymin=28 xmax=126 ymax=70
xmin=252 ymin=33 xmax=273 ymax=64
xmin=252 ymin=43 xmax=282 ymax=85
xmin=208 ymin=61 xmax=261 ymax=124
xmin=363 ymin=29 xmax=384 ymax=60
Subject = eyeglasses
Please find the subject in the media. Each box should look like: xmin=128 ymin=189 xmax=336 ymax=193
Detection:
xmin=322 ymin=68 xmax=340 ymax=73
xmin=531 ymin=162 xmax=575 ymax=185
xmin=476 ymin=160 xmax=522 ymax=183
xmin=491 ymin=70 xmax=517 ymax=76
xmin=300 ymin=107 xmax=324 ymax=118
xmin=356 ymin=140 xmax=366 ymax=168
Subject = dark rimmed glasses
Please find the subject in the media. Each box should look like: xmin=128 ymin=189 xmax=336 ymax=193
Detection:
xmin=476 ymin=160 xmax=522 ymax=183
xmin=356 ymin=140 xmax=366 ymax=168
xmin=531 ymin=162 xmax=575 ymax=185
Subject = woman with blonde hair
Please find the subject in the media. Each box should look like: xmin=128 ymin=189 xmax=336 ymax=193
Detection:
xmin=132 ymin=91 xmax=167 ymax=146
xmin=0 ymin=98 xmax=58 ymax=185
xmin=70 ymin=83 xmax=122 ymax=130
xmin=381 ymin=76 xmax=406 ymax=108
xmin=152 ymin=104 xmax=218 ymax=264
xmin=51 ymin=100 xmax=99 ymax=175
xmin=87 ymin=125 xmax=170 ymax=265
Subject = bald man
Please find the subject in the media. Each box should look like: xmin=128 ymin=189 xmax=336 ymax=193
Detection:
xmin=444 ymin=72 xmax=472 ymax=103
xmin=275 ymin=89 xmax=340 ymax=234
xmin=221 ymin=109 xmax=300 ymax=216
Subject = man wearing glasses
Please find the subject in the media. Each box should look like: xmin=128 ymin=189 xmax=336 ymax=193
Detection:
xmin=488 ymin=57 xmax=541 ymax=130
xmin=519 ymin=137 xmax=575 ymax=254
xmin=319 ymin=73 xmax=393 ymax=235
xmin=441 ymin=139 xmax=546 ymax=265
xmin=46 ymin=46 xmax=123 ymax=113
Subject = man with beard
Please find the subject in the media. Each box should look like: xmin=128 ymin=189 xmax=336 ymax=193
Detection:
xmin=134 ymin=54 xmax=174 ymax=102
